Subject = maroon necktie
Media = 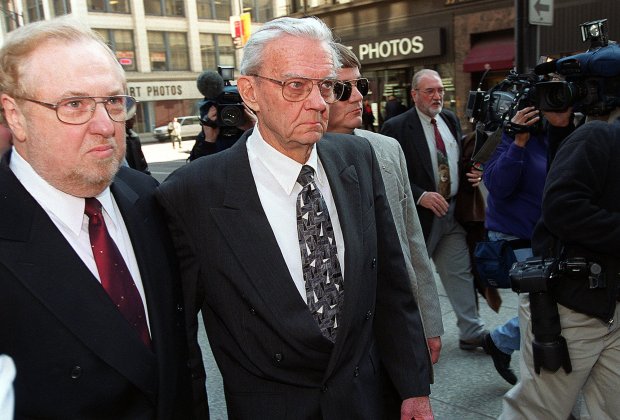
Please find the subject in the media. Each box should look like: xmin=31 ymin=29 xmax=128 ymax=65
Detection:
xmin=84 ymin=198 xmax=152 ymax=349
xmin=431 ymin=118 xmax=451 ymax=200
xmin=431 ymin=118 xmax=447 ymax=155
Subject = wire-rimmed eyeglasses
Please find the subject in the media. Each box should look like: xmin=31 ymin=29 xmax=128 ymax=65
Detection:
xmin=338 ymin=78 xmax=370 ymax=102
xmin=18 ymin=95 xmax=138 ymax=125
xmin=250 ymin=74 xmax=345 ymax=104
xmin=414 ymin=88 xmax=445 ymax=97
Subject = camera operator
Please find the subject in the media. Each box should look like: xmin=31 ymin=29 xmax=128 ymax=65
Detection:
xmin=501 ymin=23 xmax=620 ymax=419
xmin=482 ymin=105 xmax=547 ymax=386
xmin=189 ymin=102 xmax=255 ymax=160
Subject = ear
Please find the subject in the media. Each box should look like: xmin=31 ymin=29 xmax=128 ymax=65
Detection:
xmin=1 ymin=94 xmax=26 ymax=142
xmin=237 ymin=76 xmax=260 ymax=113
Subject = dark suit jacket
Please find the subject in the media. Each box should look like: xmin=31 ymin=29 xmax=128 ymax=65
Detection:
xmin=157 ymin=131 xmax=431 ymax=420
xmin=0 ymin=152 xmax=193 ymax=419
xmin=381 ymin=107 xmax=463 ymax=240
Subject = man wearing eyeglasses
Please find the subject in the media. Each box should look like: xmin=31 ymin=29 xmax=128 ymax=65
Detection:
xmin=157 ymin=16 xmax=433 ymax=420
xmin=381 ymin=70 xmax=488 ymax=352
xmin=0 ymin=18 xmax=193 ymax=419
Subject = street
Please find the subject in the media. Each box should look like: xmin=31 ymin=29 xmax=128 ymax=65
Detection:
xmin=140 ymin=139 xmax=588 ymax=420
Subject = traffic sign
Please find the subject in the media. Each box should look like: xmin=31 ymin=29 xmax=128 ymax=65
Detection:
xmin=529 ymin=0 xmax=553 ymax=26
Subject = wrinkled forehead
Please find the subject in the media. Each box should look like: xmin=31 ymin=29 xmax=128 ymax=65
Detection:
xmin=261 ymin=36 xmax=335 ymax=77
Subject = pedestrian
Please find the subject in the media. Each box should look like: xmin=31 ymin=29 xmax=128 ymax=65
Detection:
xmin=125 ymin=116 xmax=150 ymax=174
xmin=327 ymin=43 xmax=443 ymax=367
xmin=0 ymin=17 xmax=193 ymax=419
xmin=361 ymin=99 xmax=375 ymax=131
xmin=384 ymin=95 xmax=407 ymax=122
xmin=381 ymin=69 xmax=488 ymax=351
xmin=157 ymin=16 xmax=433 ymax=419
xmin=169 ymin=117 xmax=182 ymax=149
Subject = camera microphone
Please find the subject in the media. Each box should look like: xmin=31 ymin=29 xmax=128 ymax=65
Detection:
xmin=197 ymin=71 xmax=224 ymax=100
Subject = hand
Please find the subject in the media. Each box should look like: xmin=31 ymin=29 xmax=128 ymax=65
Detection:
xmin=202 ymin=105 xmax=219 ymax=143
xmin=401 ymin=396 xmax=433 ymax=420
xmin=542 ymin=108 xmax=572 ymax=128
xmin=511 ymin=106 xmax=539 ymax=147
xmin=466 ymin=168 xmax=483 ymax=188
xmin=419 ymin=192 xmax=449 ymax=218
xmin=427 ymin=336 xmax=442 ymax=364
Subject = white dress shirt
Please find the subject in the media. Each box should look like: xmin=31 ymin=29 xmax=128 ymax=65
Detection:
xmin=246 ymin=126 xmax=346 ymax=303
xmin=0 ymin=355 xmax=15 ymax=420
xmin=416 ymin=107 xmax=460 ymax=198
xmin=9 ymin=147 xmax=150 ymax=331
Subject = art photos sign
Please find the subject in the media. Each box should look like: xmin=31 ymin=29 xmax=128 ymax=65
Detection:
xmin=346 ymin=28 xmax=444 ymax=65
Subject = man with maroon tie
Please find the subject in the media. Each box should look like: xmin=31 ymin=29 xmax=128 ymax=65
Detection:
xmin=0 ymin=17 xmax=194 ymax=419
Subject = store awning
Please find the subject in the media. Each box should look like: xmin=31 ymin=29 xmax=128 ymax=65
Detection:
xmin=462 ymin=39 xmax=515 ymax=72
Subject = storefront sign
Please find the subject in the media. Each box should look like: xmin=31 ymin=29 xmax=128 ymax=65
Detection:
xmin=346 ymin=28 xmax=444 ymax=65
xmin=127 ymin=80 xmax=202 ymax=102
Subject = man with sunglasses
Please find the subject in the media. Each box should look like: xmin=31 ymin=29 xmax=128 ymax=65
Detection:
xmin=0 ymin=18 xmax=193 ymax=419
xmin=157 ymin=16 xmax=433 ymax=419
xmin=327 ymin=44 xmax=444 ymax=368
xmin=382 ymin=70 xmax=489 ymax=352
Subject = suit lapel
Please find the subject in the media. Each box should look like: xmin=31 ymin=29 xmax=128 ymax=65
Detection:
xmin=0 ymin=161 xmax=158 ymax=402
xmin=209 ymin=140 xmax=331 ymax=350
xmin=316 ymin=135 xmax=365 ymax=376
xmin=407 ymin=109 xmax=435 ymax=182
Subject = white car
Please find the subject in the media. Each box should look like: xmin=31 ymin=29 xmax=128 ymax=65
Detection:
xmin=153 ymin=116 xmax=202 ymax=142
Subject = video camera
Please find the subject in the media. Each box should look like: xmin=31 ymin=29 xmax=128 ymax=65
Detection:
xmin=466 ymin=70 xmax=545 ymax=133
xmin=533 ymin=19 xmax=620 ymax=116
xmin=197 ymin=65 xmax=246 ymax=136
xmin=467 ymin=19 xmax=620 ymax=126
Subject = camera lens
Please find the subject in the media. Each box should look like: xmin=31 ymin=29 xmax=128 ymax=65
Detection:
xmin=219 ymin=105 xmax=243 ymax=126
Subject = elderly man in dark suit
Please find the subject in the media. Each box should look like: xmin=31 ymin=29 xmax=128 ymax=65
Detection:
xmin=0 ymin=18 xmax=193 ymax=419
xmin=157 ymin=16 xmax=432 ymax=420
xmin=381 ymin=69 xmax=488 ymax=351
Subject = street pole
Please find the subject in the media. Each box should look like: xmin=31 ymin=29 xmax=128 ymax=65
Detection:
xmin=515 ymin=0 xmax=538 ymax=73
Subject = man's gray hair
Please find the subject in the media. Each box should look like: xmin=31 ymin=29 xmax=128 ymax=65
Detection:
xmin=411 ymin=69 xmax=440 ymax=89
xmin=240 ymin=16 xmax=340 ymax=76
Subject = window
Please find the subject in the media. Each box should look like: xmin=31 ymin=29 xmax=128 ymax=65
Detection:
xmin=88 ymin=0 xmax=130 ymax=13
xmin=196 ymin=0 xmax=231 ymax=20
xmin=2 ymin=0 xmax=21 ymax=31
xmin=200 ymin=33 xmax=236 ymax=71
xmin=242 ymin=0 xmax=273 ymax=23
xmin=148 ymin=31 xmax=189 ymax=71
xmin=52 ymin=0 xmax=71 ymax=16
xmin=144 ymin=0 xmax=184 ymax=16
xmin=95 ymin=29 xmax=137 ymax=71
xmin=25 ymin=0 xmax=44 ymax=23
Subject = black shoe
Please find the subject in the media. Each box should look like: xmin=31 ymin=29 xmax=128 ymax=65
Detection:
xmin=458 ymin=332 xmax=487 ymax=351
xmin=485 ymin=333 xmax=517 ymax=385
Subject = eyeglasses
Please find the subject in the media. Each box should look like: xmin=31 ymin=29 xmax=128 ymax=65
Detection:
xmin=414 ymin=88 xmax=445 ymax=97
xmin=18 ymin=95 xmax=137 ymax=125
xmin=250 ymin=74 xmax=344 ymax=104
xmin=338 ymin=78 xmax=370 ymax=102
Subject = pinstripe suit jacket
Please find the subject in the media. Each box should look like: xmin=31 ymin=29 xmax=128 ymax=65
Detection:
xmin=354 ymin=129 xmax=444 ymax=338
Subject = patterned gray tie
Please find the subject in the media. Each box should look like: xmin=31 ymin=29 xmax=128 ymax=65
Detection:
xmin=296 ymin=165 xmax=344 ymax=342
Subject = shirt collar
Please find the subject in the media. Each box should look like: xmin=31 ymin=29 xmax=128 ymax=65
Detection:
xmin=9 ymin=147 xmax=117 ymax=235
xmin=248 ymin=124 xmax=323 ymax=195
xmin=415 ymin=107 xmax=435 ymax=125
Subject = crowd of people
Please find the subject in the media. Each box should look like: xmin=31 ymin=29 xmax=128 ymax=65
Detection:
xmin=1 ymin=13 xmax=618 ymax=420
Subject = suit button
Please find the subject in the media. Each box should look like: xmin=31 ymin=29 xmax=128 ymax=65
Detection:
xmin=249 ymin=308 xmax=256 ymax=315
xmin=365 ymin=310 xmax=372 ymax=320
xmin=70 ymin=366 xmax=82 ymax=379
xmin=273 ymin=353 xmax=284 ymax=363
xmin=176 ymin=304 xmax=183 ymax=312
xmin=354 ymin=366 xmax=360 ymax=377
xmin=321 ymin=384 xmax=328 ymax=393
xmin=371 ymin=258 xmax=376 ymax=269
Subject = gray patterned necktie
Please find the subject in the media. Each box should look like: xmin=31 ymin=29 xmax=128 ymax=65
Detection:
xmin=296 ymin=165 xmax=344 ymax=342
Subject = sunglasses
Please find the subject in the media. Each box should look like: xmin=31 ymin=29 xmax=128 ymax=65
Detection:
xmin=337 ymin=78 xmax=370 ymax=101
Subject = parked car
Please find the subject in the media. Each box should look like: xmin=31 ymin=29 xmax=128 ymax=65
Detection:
xmin=153 ymin=116 xmax=202 ymax=142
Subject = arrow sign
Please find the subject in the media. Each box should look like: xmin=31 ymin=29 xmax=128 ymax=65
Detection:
xmin=534 ymin=0 xmax=550 ymax=16
xmin=529 ymin=0 xmax=553 ymax=26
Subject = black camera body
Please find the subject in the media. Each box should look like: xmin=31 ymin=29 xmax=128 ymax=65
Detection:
xmin=198 ymin=66 xmax=246 ymax=135
xmin=510 ymin=257 xmax=557 ymax=294
xmin=534 ymin=19 xmax=620 ymax=116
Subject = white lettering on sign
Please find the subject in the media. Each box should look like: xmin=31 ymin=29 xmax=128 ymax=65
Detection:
xmin=358 ymin=36 xmax=425 ymax=60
